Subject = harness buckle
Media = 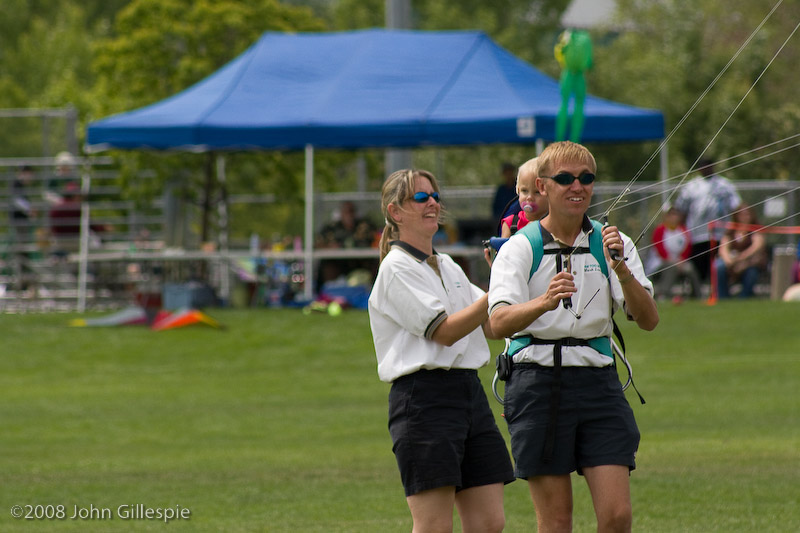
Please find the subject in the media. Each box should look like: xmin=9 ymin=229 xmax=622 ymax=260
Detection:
xmin=495 ymin=350 xmax=512 ymax=381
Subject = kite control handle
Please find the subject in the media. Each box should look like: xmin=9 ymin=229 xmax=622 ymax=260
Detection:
xmin=556 ymin=253 xmax=573 ymax=310
xmin=602 ymin=215 xmax=620 ymax=261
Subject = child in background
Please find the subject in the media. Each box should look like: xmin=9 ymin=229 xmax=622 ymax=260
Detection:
xmin=648 ymin=205 xmax=702 ymax=300
xmin=500 ymin=157 xmax=548 ymax=237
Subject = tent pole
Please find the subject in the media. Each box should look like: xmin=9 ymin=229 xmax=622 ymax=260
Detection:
xmin=216 ymin=154 xmax=231 ymax=305
xmin=304 ymin=144 xmax=314 ymax=302
xmin=659 ymin=141 xmax=669 ymax=207
xmin=77 ymin=158 xmax=91 ymax=313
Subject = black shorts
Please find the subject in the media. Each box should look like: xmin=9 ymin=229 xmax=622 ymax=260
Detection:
xmin=388 ymin=369 xmax=515 ymax=497
xmin=504 ymin=364 xmax=640 ymax=479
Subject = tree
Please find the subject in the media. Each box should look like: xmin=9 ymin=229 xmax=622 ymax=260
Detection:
xmin=90 ymin=0 xmax=326 ymax=243
xmin=7 ymin=1 xmax=795 ymax=248
xmin=591 ymin=0 xmax=800 ymax=182
xmin=0 ymin=1 xmax=120 ymax=156
xmin=324 ymin=0 xmax=572 ymax=193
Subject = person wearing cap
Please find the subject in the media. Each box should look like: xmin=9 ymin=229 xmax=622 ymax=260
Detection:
xmin=488 ymin=141 xmax=658 ymax=533
xmin=48 ymin=181 xmax=109 ymax=257
xmin=368 ymin=168 xmax=514 ymax=533
xmin=44 ymin=151 xmax=79 ymax=205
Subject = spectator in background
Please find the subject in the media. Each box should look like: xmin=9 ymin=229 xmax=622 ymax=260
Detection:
xmin=315 ymin=200 xmax=378 ymax=291
xmin=49 ymin=181 xmax=83 ymax=243
xmin=646 ymin=205 xmax=702 ymax=301
xmin=715 ymin=204 xmax=767 ymax=299
xmin=48 ymin=181 xmax=109 ymax=257
xmin=45 ymin=151 xmax=79 ymax=204
xmin=673 ymin=158 xmax=741 ymax=282
xmin=10 ymin=165 xmax=37 ymax=243
xmin=9 ymin=165 xmax=38 ymax=291
xmin=317 ymin=201 xmax=376 ymax=249
xmin=492 ymin=162 xmax=519 ymax=221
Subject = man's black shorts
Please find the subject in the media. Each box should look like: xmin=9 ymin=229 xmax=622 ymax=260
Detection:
xmin=504 ymin=364 xmax=640 ymax=479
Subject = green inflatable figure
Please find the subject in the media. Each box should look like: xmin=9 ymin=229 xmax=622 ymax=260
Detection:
xmin=555 ymin=29 xmax=593 ymax=142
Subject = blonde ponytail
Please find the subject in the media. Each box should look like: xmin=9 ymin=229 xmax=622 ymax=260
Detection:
xmin=379 ymin=221 xmax=398 ymax=262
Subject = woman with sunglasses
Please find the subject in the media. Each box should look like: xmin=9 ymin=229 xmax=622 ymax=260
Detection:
xmin=368 ymin=169 xmax=514 ymax=533
xmin=488 ymin=142 xmax=659 ymax=533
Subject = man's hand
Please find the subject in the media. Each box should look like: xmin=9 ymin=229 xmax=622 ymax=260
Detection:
xmin=542 ymin=271 xmax=576 ymax=311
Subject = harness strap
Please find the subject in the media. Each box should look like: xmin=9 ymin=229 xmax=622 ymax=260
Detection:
xmin=508 ymin=334 xmax=611 ymax=358
xmin=518 ymin=219 xmax=609 ymax=280
xmin=543 ymin=340 xmax=564 ymax=463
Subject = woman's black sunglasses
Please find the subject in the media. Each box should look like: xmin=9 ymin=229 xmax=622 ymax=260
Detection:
xmin=547 ymin=172 xmax=596 ymax=186
xmin=412 ymin=191 xmax=441 ymax=203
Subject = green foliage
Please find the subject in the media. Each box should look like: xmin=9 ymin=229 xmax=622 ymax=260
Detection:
xmin=2 ymin=1 xmax=798 ymax=242
xmin=88 ymin=0 xmax=326 ymax=242
xmin=593 ymin=0 xmax=800 ymax=180
xmin=327 ymin=0 xmax=568 ymax=58
xmin=328 ymin=0 xmax=383 ymax=30
xmin=0 ymin=1 xmax=128 ymax=110
xmin=91 ymin=0 xmax=321 ymax=117
xmin=1 ymin=301 xmax=798 ymax=531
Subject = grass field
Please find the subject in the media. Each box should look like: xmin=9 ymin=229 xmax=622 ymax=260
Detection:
xmin=1 ymin=299 xmax=798 ymax=532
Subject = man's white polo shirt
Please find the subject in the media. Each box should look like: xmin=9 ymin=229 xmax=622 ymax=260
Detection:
xmin=488 ymin=218 xmax=653 ymax=368
xmin=369 ymin=243 xmax=490 ymax=383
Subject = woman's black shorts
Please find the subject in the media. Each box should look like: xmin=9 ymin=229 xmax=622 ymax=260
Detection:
xmin=388 ymin=368 xmax=515 ymax=497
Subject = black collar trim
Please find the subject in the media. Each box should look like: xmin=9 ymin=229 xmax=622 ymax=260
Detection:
xmin=537 ymin=215 xmax=594 ymax=245
xmin=389 ymin=240 xmax=436 ymax=262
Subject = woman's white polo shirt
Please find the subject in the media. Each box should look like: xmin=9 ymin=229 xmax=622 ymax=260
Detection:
xmin=369 ymin=243 xmax=490 ymax=383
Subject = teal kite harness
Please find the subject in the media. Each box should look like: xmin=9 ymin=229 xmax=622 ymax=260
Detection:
xmin=492 ymin=218 xmax=644 ymax=462
xmin=506 ymin=218 xmax=612 ymax=358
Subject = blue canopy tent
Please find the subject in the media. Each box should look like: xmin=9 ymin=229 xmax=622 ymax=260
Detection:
xmin=86 ymin=29 xmax=665 ymax=299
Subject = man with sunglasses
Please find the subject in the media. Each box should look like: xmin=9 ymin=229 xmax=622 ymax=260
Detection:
xmin=488 ymin=141 xmax=659 ymax=533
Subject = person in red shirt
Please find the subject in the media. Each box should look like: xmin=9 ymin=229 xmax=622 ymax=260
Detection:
xmin=49 ymin=181 xmax=109 ymax=256
xmin=647 ymin=205 xmax=702 ymax=300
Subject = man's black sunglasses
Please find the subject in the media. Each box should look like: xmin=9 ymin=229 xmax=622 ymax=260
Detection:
xmin=547 ymin=172 xmax=596 ymax=186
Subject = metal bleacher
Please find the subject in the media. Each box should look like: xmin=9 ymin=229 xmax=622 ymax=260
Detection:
xmin=0 ymin=157 xmax=166 ymax=313
xmin=1 ymin=145 xmax=798 ymax=313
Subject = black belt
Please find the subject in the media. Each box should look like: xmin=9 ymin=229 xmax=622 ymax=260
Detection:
xmin=394 ymin=368 xmax=477 ymax=383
